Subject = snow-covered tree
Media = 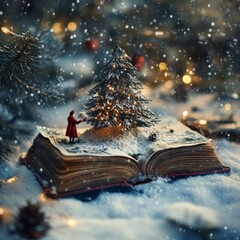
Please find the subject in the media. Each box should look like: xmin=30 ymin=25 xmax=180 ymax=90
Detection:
xmin=85 ymin=44 xmax=156 ymax=131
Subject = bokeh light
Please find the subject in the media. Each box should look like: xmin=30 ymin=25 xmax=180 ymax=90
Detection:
xmin=52 ymin=22 xmax=63 ymax=34
xmin=67 ymin=22 xmax=77 ymax=32
xmin=159 ymin=62 xmax=167 ymax=71
xmin=182 ymin=74 xmax=192 ymax=84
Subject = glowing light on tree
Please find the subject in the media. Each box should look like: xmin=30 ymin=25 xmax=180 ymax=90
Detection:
xmin=85 ymin=44 xmax=156 ymax=131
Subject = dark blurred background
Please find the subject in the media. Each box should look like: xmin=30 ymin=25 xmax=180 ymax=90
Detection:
xmin=0 ymin=0 xmax=240 ymax=169
xmin=1 ymin=0 xmax=239 ymax=95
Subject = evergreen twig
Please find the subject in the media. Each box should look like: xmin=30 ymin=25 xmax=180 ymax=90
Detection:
xmin=0 ymin=30 xmax=63 ymax=104
xmin=0 ymin=28 xmax=64 ymax=161
xmin=0 ymin=141 xmax=12 ymax=163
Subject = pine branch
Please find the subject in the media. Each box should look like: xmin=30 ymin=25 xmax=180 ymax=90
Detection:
xmin=0 ymin=28 xmax=65 ymax=161
xmin=0 ymin=102 xmax=35 ymax=147
xmin=0 ymin=118 xmax=35 ymax=141
xmin=36 ymin=30 xmax=63 ymax=69
xmin=0 ymin=30 xmax=64 ymax=104
xmin=0 ymin=141 xmax=12 ymax=163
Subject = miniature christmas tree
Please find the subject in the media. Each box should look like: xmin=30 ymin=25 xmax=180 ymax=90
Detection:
xmin=85 ymin=44 xmax=156 ymax=131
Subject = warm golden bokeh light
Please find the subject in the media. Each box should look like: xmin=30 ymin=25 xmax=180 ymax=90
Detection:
xmin=224 ymin=103 xmax=232 ymax=111
xmin=182 ymin=74 xmax=192 ymax=84
xmin=67 ymin=219 xmax=77 ymax=227
xmin=6 ymin=176 xmax=17 ymax=183
xmin=182 ymin=110 xmax=188 ymax=117
xmin=1 ymin=27 xmax=10 ymax=34
xmin=67 ymin=22 xmax=77 ymax=32
xmin=52 ymin=22 xmax=63 ymax=34
xmin=39 ymin=193 xmax=47 ymax=202
xmin=155 ymin=31 xmax=164 ymax=37
xmin=159 ymin=62 xmax=167 ymax=71
xmin=199 ymin=119 xmax=207 ymax=125
xmin=143 ymin=30 xmax=154 ymax=36
xmin=0 ymin=207 xmax=11 ymax=224
xmin=165 ymin=80 xmax=174 ymax=89
xmin=0 ymin=207 xmax=4 ymax=215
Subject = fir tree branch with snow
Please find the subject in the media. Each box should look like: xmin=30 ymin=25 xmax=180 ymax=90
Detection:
xmin=0 ymin=28 xmax=63 ymax=104
xmin=0 ymin=28 xmax=64 ymax=162
xmin=84 ymin=44 xmax=157 ymax=132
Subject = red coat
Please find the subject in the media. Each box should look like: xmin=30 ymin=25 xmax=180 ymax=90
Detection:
xmin=65 ymin=116 xmax=82 ymax=138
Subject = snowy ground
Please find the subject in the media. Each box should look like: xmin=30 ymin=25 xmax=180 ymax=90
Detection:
xmin=0 ymin=89 xmax=240 ymax=240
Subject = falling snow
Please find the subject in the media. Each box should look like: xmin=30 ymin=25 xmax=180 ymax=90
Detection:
xmin=0 ymin=0 xmax=240 ymax=239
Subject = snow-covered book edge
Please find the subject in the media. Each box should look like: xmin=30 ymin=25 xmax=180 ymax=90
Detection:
xmin=21 ymin=116 xmax=230 ymax=197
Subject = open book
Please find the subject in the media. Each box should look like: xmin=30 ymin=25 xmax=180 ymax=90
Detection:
xmin=22 ymin=117 xmax=230 ymax=197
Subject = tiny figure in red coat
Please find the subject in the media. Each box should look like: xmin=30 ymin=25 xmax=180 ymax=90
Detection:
xmin=65 ymin=110 xmax=86 ymax=144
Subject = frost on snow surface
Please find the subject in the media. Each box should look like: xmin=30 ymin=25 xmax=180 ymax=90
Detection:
xmin=0 ymin=138 xmax=240 ymax=239
xmin=40 ymin=116 xmax=208 ymax=164
xmin=0 ymin=94 xmax=240 ymax=240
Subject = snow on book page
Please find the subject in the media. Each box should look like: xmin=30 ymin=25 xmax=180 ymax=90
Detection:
xmin=37 ymin=116 xmax=209 ymax=162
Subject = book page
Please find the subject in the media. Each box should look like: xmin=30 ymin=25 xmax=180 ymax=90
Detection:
xmin=38 ymin=126 xmax=137 ymax=160
xmin=38 ymin=116 xmax=209 ymax=164
xmin=140 ymin=116 xmax=210 ymax=155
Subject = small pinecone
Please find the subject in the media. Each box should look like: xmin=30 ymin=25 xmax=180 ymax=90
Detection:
xmin=14 ymin=200 xmax=50 ymax=239
xmin=149 ymin=132 xmax=157 ymax=141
